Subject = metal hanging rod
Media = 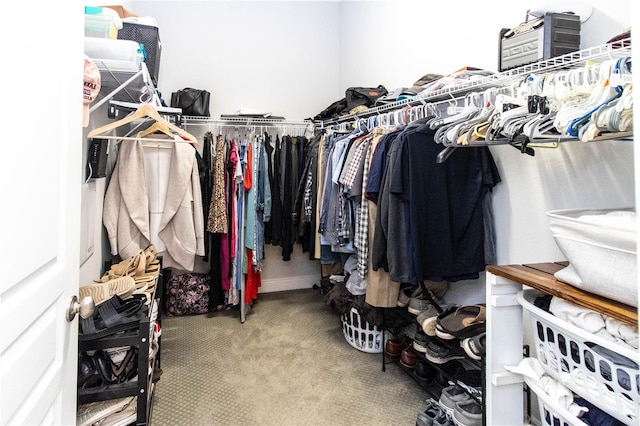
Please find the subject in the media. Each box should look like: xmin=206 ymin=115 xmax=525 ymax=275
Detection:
xmin=323 ymin=38 xmax=632 ymax=125
xmin=182 ymin=116 xmax=314 ymax=127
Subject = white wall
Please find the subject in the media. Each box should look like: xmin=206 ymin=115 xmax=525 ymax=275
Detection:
xmin=130 ymin=1 xmax=342 ymax=119
xmin=124 ymin=1 xmax=342 ymax=291
xmin=338 ymin=0 xmax=631 ymax=91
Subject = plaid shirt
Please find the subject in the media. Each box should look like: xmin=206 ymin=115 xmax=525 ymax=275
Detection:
xmin=356 ymin=141 xmax=374 ymax=278
xmin=340 ymin=136 xmax=369 ymax=190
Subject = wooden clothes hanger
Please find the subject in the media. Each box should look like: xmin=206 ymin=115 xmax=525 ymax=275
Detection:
xmin=87 ymin=103 xmax=198 ymax=145
xmin=138 ymin=121 xmax=173 ymax=138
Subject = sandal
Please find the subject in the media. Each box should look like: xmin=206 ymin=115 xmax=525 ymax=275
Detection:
xmin=95 ymin=250 xmax=147 ymax=282
xmin=79 ymin=276 xmax=136 ymax=306
xmin=144 ymin=244 xmax=157 ymax=264
xmin=146 ymin=263 xmax=161 ymax=275
xmin=134 ymin=274 xmax=157 ymax=286
xmin=436 ymin=304 xmax=486 ymax=340
xmin=79 ymin=295 xmax=148 ymax=341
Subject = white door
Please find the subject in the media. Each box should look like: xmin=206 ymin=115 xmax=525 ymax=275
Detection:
xmin=0 ymin=2 xmax=84 ymax=425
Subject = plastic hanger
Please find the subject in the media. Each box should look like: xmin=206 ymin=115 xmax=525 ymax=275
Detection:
xmin=429 ymin=96 xmax=479 ymax=130
xmin=87 ymin=103 xmax=198 ymax=144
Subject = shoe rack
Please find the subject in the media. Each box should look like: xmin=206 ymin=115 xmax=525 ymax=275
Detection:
xmin=77 ymin=262 xmax=165 ymax=426
xmin=381 ymin=291 xmax=486 ymax=425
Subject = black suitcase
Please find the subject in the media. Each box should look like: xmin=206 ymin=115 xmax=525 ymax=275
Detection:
xmin=118 ymin=22 xmax=162 ymax=85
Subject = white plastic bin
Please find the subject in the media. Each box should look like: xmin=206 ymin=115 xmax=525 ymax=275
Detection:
xmin=340 ymin=308 xmax=382 ymax=353
xmin=518 ymin=289 xmax=639 ymax=425
xmin=547 ymin=207 xmax=637 ymax=307
xmin=84 ymin=7 xmax=123 ymax=39
xmin=84 ymin=37 xmax=143 ymax=64
xmin=523 ymin=375 xmax=588 ymax=426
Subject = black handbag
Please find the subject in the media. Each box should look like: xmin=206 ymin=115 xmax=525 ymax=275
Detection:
xmin=170 ymin=88 xmax=211 ymax=116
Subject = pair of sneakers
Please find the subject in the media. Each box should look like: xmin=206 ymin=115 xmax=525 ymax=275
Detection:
xmin=438 ymin=385 xmax=483 ymax=426
xmin=398 ymin=285 xmax=443 ymax=316
xmin=416 ymin=398 xmax=450 ymax=426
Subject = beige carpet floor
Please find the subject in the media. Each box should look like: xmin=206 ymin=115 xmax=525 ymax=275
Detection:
xmin=150 ymin=288 xmax=430 ymax=426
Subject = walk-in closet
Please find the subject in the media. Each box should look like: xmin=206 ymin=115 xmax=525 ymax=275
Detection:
xmin=0 ymin=1 xmax=636 ymax=426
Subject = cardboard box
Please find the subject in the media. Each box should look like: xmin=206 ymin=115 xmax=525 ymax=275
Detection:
xmin=101 ymin=5 xmax=137 ymax=19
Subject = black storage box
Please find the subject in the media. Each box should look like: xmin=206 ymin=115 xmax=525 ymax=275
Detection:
xmin=499 ymin=12 xmax=581 ymax=71
xmin=118 ymin=22 xmax=162 ymax=85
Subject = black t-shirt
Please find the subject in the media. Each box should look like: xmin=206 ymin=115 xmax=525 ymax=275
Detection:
xmin=388 ymin=123 xmax=501 ymax=282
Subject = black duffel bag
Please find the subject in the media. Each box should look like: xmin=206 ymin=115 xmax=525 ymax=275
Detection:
xmin=345 ymin=85 xmax=388 ymax=114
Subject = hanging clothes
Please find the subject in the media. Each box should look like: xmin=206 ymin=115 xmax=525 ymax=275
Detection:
xmin=269 ymin=135 xmax=283 ymax=247
xmin=293 ymin=133 xmax=321 ymax=259
xmin=263 ymin=132 xmax=275 ymax=245
xmin=207 ymin=134 xmax=228 ymax=234
xmin=371 ymin=121 xmax=501 ymax=283
xmin=103 ymin=135 xmax=205 ymax=271
xmin=363 ymin=129 xmax=403 ymax=307
xmin=244 ymin=133 xmax=271 ymax=270
xmin=279 ymin=135 xmax=295 ymax=260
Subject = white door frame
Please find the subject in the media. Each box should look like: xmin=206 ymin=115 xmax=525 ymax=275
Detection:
xmin=0 ymin=2 xmax=83 ymax=424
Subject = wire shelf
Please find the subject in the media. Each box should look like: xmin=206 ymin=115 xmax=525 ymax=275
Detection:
xmin=323 ymin=38 xmax=632 ymax=125
xmin=182 ymin=116 xmax=314 ymax=127
xmin=91 ymin=60 xmax=156 ymax=112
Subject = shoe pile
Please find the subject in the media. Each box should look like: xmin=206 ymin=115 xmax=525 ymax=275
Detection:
xmin=78 ymin=245 xmax=161 ymax=342
xmin=80 ymin=244 xmax=160 ymax=309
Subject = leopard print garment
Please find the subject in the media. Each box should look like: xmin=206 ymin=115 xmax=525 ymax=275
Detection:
xmin=207 ymin=135 xmax=228 ymax=233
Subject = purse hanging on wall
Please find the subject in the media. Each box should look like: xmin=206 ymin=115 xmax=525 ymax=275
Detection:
xmin=170 ymin=88 xmax=211 ymax=117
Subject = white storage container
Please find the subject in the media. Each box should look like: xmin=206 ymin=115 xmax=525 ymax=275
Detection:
xmin=518 ymin=289 xmax=639 ymax=425
xmin=547 ymin=207 xmax=637 ymax=307
xmin=340 ymin=308 xmax=382 ymax=353
xmin=84 ymin=6 xmax=123 ymax=39
xmin=84 ymin=37 xmax=144 ymax=64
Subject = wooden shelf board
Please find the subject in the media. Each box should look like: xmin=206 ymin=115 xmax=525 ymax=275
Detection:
xmin=487 ymin=262 xmax=637 ymax=327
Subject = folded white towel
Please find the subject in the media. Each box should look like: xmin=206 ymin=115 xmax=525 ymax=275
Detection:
xmin=550 ymin=296 xmax=606 ymax=333
xmin=569 ymin=367 xmax=638 ymax=420
xmin=594 ymin=328 xmax=636 ymax=351
xmin=605 ymin=317 xmax=639 ymax=349
xmin=506 ymin=358 xmax=588 ymax=417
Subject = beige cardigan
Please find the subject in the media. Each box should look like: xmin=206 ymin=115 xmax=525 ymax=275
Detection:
xmin=103 ymin=138 xmax=205 ymax=271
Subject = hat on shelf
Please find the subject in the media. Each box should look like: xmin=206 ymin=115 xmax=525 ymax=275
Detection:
xmin=83 ymin=55 xmax=101 ymax=128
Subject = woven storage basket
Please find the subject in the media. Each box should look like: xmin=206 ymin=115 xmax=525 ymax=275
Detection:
xmin=340 ymin=308 xmax=382 ymax=353
xmin=518 ymin=289 xmax=639 ymax=425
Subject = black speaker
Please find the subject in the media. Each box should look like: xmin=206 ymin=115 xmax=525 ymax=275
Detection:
xmin=86 ymin=139 xmax=108 ymax=180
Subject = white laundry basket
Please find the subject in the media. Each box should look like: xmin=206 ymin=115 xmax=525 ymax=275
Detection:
xmin=518 ymin=289 xmax=639 ymax=425
xmin=523 ymin=375 xmax=588 ymax=426
xmin=340 ymin=308 xmax=383 ymax=354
